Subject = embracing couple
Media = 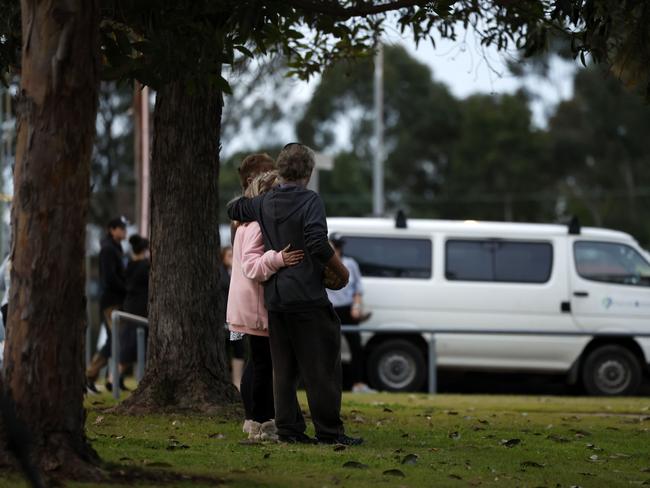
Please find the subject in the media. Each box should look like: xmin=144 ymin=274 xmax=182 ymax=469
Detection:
xmin=226 ymin=143 xmax=362 ymax=446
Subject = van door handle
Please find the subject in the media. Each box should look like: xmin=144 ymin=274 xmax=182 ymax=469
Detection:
xmin=573 ymin=291 xmax=589 ymax=297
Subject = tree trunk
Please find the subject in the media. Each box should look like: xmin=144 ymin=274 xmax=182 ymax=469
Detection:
xmin=118 ymin=77 xmax=240 ymax=413
xmin=3 ymin=0 xmax=101 ymax=479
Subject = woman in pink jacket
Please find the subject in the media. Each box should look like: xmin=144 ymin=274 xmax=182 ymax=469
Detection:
xmin=227 ymin=170 xmax=303 ymax=441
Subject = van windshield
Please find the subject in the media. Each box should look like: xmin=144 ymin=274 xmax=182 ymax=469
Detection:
xmin=574 ymin=241 xmax=650 ymax=287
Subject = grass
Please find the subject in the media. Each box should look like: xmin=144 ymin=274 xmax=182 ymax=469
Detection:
xmin=3 ymin=389 xmax=650 ymax=487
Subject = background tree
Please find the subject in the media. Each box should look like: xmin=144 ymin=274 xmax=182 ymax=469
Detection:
xmin=549 ymin=66 xmax=650 ymax=245
xmin=437 ymin=91 xmax=552 ymax=221
xmin=4 ymin=0 xmax=101 ymax=478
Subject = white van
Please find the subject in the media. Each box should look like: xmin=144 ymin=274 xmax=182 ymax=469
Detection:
xmin=328 ymin=216 xmax=650 ymax=396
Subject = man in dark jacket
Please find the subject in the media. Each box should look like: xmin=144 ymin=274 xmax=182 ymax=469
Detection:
xmin=227 ymin=143 xmax=362 ymax=446
xmin=86 ymin=217 xmax=127 ymax=393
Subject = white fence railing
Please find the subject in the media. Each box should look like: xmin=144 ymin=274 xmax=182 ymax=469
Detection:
xmin=93 ymin=311 xmax=650 ymax=399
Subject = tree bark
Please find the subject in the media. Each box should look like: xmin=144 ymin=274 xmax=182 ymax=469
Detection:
xmin=118 ymin=77 xmax=239 ymax=413
xmin=3 ymin=0 xmax=101 ymax=479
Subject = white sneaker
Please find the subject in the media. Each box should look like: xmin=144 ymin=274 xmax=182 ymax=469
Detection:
xmin=242 ymin=419 xmax=253 ymax=434
xmin=352 ymin=383 xmax=377 ymax=394
xmin=259 ymin=420 xmax=278 ymax=442
xmin=248 ymin=421 xmax=262 ymax=440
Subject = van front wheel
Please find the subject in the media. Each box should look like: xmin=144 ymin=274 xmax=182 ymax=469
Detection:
xmin=582 ymin=345 xmax=642 ymax=396
xmin=367 ymin=340 xmax=426 ymax=392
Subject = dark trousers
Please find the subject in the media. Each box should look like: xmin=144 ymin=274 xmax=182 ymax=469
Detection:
xmin=268 ymin=306 xmax=344 ymax=440
xmin=240 ymin=335 xmax=275 ymax=423
xmin=334 ymin=306 xmax=364 ymax=385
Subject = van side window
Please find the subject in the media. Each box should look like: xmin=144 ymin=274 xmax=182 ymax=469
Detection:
xmin=574 ymin=241 xmax=650 ymax=287
xmin=341 ymin=236 xmax=432 ymax=279
xmin=445 ymin=240 xmax=553 ymax=283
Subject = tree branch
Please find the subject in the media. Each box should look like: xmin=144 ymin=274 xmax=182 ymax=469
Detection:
xmin=283 ymin=0 xmax=433 ymax=19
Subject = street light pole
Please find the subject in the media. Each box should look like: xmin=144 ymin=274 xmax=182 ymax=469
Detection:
xmin=373 ymin=43 xmax=384 ymax=217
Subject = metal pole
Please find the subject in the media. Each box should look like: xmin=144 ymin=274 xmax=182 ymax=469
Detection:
xmin=85 ymin=253 xmax=92 ymax=367
xmin=136 ymin=327 xmax=146 ymax=382
xmin=428 ymin=334 xmax=437 ymax=395
xmin=111 ymin=311 xmax=120 ymax=400
xmin=373 ymin=43 xmax=384 ymax=217
xmin=85 ymin=324 xmax=92 ymax=367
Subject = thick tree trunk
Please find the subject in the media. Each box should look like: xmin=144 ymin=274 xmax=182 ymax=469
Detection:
xmin=119 ymin=78 xmax=239 ymax=413
xmin=3 ymin=0 xmax=101 ymax=479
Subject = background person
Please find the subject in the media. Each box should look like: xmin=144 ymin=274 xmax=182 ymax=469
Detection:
xmin=86 ymin=216 xmax=127 ymax=394
xmin=119 ymin=234 xmax=150 ymax=381
xmin=327 ymin=235 xmax=375 ymax=393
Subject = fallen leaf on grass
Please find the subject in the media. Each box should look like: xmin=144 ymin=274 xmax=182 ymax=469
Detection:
xmin=547 ymin=434 xmax=570 ymax=443
xmin=207 ymin=433 xmax=225 ymax=439
xmin=352 ymin=415 xmax=365 ymax=423
xmin=449 ymin=431 xmax=461 ymax=441
xmin=401 ymin=454 xmax=418 ymax=465
xmin=520 ymin=461 xmax=545 ymax=468
xmin=94 ymin=416 xmax=105 ymax=426
xmin=445 ymin=410 xmax=459 ymax=416
xmin=383 ymin=407 xmax=393 ymax=413
xmin=401 ymin=433 xmax=409 ymax=438
xmin=166 ymin=439 xmax=189 ymax=450
xmin=588 ymin=455 xmax=599 ymax=462
xmin=571 ymin=429 xmax=591 ymax=438
xmin=448 ymin=474 xmax=463 ymax=480
xmin=500 ymin=438 xmax=521 ymax=448
xmin=343 ymin=461 xmax=368 ymax=469
xmin=478 ymin=419 xmax=489 ymax=425
xmin=579 ymin=472 xmax=595 ymax=477
xmin=383 ymin=469 xmax=405 ymax=477
xmin=333 ymin=445 xmax=346 ymax=452
xmin=609 ymin=453 xmax=631 ymax=459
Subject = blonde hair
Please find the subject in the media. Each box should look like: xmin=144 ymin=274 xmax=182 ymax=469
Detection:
xmin=244 ymin=170 xmax=279 ymax=198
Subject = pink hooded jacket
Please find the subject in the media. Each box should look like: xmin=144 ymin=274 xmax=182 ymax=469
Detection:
xmin=226 ymin=221 xmax=284 ymax=336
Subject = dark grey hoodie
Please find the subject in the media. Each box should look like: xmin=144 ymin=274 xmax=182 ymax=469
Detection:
xmin=227 ymin=185 xmax=334 ymax=312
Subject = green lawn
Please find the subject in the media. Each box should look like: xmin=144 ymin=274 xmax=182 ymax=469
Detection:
xmin=3 ymin=391 xmax=650 ymax=487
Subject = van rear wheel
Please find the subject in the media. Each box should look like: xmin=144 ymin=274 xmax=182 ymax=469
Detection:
xmin=582 ymin=345 xmax=642 ymax=396
xmin=367 ymin=339 xmax=426 ymax=392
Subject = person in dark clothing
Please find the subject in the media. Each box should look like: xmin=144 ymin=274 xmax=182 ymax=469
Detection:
xmin=86 ymin=217 xmax=127 ymax=394
xmin=227 ymin=142 xmax=362 ymax=446
xmin=119 ymin=234 xmax=150 ymax=369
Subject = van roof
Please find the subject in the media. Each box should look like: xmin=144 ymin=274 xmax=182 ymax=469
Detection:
xmin=327 ymin=217 xmax=635 ymax=242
